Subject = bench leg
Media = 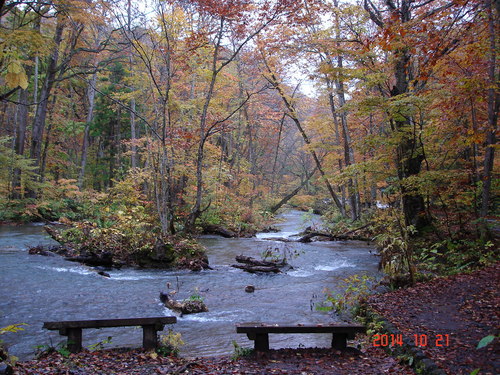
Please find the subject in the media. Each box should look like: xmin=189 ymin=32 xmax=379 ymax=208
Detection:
xmin=248 ymin=333 xmax=269 ymax=351
xmin=66 ymin=328 xmax=82 ymax=353
xmin=142 ymin=325 xmax=158 ymax=350
xmin=331 ymin=333 xmax=348 ymax=350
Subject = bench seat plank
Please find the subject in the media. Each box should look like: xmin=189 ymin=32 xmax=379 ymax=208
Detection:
xmin=43 ymin=317 xmax=176 ymax=330
xmin=43 ymin=317 xmax=176 ymax=353
xmin=236 ymin=323 xmax=365 ymax=334
xmin=236 ymin=323 xmax=366 ymax=351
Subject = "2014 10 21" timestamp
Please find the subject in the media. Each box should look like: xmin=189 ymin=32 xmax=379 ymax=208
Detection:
xmin=372 ymin=334 xmax=450 ymax=347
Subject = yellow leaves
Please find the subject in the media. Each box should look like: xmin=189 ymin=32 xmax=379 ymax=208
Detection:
xmin=7 ymin=60 xmax=23 ymax=74
xmin=5 ymin=61 xmax=29 ymax=89
xmin=0 ymin=323 xmax=27 ymax=335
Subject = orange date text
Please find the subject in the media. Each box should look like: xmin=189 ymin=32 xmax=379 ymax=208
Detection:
xmin=372 ymin=334 xmax=450 ymax=347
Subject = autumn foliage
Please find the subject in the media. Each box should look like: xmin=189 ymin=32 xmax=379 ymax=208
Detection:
xmin=0 ymin=0 xmax=497 ymax=253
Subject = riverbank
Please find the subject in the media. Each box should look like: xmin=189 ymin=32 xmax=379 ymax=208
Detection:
xmin=11 ymin=262 xmax=498 ymax=374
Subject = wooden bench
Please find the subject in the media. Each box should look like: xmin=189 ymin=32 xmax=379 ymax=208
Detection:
xmin=236 ymin=323 xmax=366 ymax=351
xmin=43 ymin=317 xmax=176 ymax=353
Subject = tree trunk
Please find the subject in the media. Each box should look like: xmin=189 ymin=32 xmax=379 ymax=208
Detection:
xmin=185 ymin=20 xmax=225 ymax=232
xmin=327 ymin=82 xmax=347 ymax=211
xmin=128 ymin=0 xmax=138 ymax=169
xmin=11 ymin=88 xmax=29 ymax=199
xmin=364 ymin=0 xmax=428 ymax=229
xmin=480 ymin=0 xmax=498 ymax=234
xmin=333 ymin=0 xmax=358 ymax=220
xmin=29 ymin=16 xmax=64 ymax=196
xmin=78 ymin=72 xmax=97 ymax=188
xmin=270 ymin=114 xmax=285 ymax=195
xmin=265 ymin=68 xmax=346 ymax=217
xmin=130 ymin=97 xmax=137 ymax=168
xmin=270 ymin=167 xmax=317 ymax=213
xmin=40 ymin=95 xmax=57 ymax=182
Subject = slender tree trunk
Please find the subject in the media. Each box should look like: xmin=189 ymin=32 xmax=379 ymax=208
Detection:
xmin=29 ymin=16 xmax=64 ymax=196
xmin=271 ymin=114 xmax=285 ymax=195
xmin=128 ymin=0 xmax=138 ymax=169
xmin=185 ymin=20 xmax=224 ymax=232
xmin=78 ymin=72 xmax=97 ymax=188
xmin=333 ymin=0 xmax=359 ymax=220
xmin=480 ymin=0 xmax=498 ymax=231
xmin=33 ymin=56 xmax=38 ymax=104
xmin=11 ymin=88 xmax=29 ymax=199
xmin=336 ymin=71 xmax=358 ymax=220
xmin=266 ymin=68 xmax=346 ymax=216
xmin=130 ymin=97 xmax=137 ymax=168
xmin=327 ymin=84 xmax=347 ymax=211
xmin=270 ymin=167 xmax=317 ymax=213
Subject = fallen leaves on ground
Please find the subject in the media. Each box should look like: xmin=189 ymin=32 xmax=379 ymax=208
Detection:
xmin=14 ymin=346 xmax=414 ymax=375
xmin=368 ymin=263 xmax=499 ymax=375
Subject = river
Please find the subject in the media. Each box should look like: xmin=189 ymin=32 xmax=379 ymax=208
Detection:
xmin=0 ymin=210 xmax=379 ymax=360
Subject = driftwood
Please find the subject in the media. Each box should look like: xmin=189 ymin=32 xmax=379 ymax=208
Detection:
xmin=235 ymin=255 xmax=286 ymax=267
xmin=341 ymin=222 xmax=373 ymax=236
xmin=160 ymin=292 xmax=208 ymax=315
xmin=44 ymin=225 xmax=67 ymax=243
xmin=202 ymin=224 xmax=256 ymax=238
xmin=64 ymin=253 xmax=113 ymax=267
xmin=202 ymin=224 xmax=237 ymax=238
xmin=260 ymin=237 xmax=293 ymax=242
xmin=232 ymin=255 xmax=289 ymax=273
xmin=232 ymin=264 xmax=282 ymax=273
xmin=298 ymin=231 xmax=335 ymax=243
xmin=298 ymin=222 xmax=373 ymax=243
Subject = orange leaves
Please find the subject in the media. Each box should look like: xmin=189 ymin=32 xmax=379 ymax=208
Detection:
xmin=189 ymin=0 xmax=252 ymax=20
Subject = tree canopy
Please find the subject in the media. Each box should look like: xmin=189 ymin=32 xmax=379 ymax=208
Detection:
xmin=0 ymin=0 xmax=497 ymax=246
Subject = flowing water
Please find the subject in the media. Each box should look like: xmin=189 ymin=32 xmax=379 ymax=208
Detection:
xmin=0 ymin=211 xmax=379 ymax=360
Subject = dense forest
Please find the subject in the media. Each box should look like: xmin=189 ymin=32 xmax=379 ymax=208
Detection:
xmin=0 ymin=0 xmax=498 ymax=274
xmin=0 ymin=1 xmax=499 ymax=373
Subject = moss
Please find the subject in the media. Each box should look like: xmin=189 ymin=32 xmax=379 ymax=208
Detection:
xmin=52 ymin=224 xmax=209 ymax=270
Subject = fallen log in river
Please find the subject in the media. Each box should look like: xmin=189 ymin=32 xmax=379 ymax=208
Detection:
xmin=231 ymin=255 xmax=290 ymax=273
xmin=297 ymin=223 xmax=373 ymax=243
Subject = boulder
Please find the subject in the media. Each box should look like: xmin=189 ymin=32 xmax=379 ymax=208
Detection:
xmin=245 ymin=285 xmax=255 ymax=293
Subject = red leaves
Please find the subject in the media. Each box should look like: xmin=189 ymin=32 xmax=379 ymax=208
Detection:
xmin=15 ymin=345 xmax=416 ymax=374
xmin=189 ymin=0 xmax=252 ymax=20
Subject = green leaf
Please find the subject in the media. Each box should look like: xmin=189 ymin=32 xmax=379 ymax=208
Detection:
xmin=470 ymin=369 xmax=480 ymax=375
xmin=477 ymin=335 xmax=495 ymax=349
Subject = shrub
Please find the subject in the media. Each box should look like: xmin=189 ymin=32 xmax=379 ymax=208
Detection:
xmin=317 ymin=274 xmax=375 ymax=320
xmin=157 ymin=330 xmax=184 ymax=357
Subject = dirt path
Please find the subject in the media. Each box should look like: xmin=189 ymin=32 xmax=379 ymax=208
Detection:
xmin=368 ymin=263 xmax=499 ymax=375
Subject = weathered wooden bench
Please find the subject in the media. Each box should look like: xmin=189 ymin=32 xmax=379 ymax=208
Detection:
xmin=236 ymin=323 xmax=366 ymax=351
xmin=43 ymin=317 xmax=176 ymax=353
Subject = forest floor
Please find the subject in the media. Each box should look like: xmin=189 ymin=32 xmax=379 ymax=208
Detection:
xmin=13 ymin=263 xmax=499 ymax=375
xmin=368 ymin=262 xmax=499 ymax=375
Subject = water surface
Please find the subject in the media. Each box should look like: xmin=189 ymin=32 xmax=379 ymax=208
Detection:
xmin=0 ymin=211 xmax=378 ymax=359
